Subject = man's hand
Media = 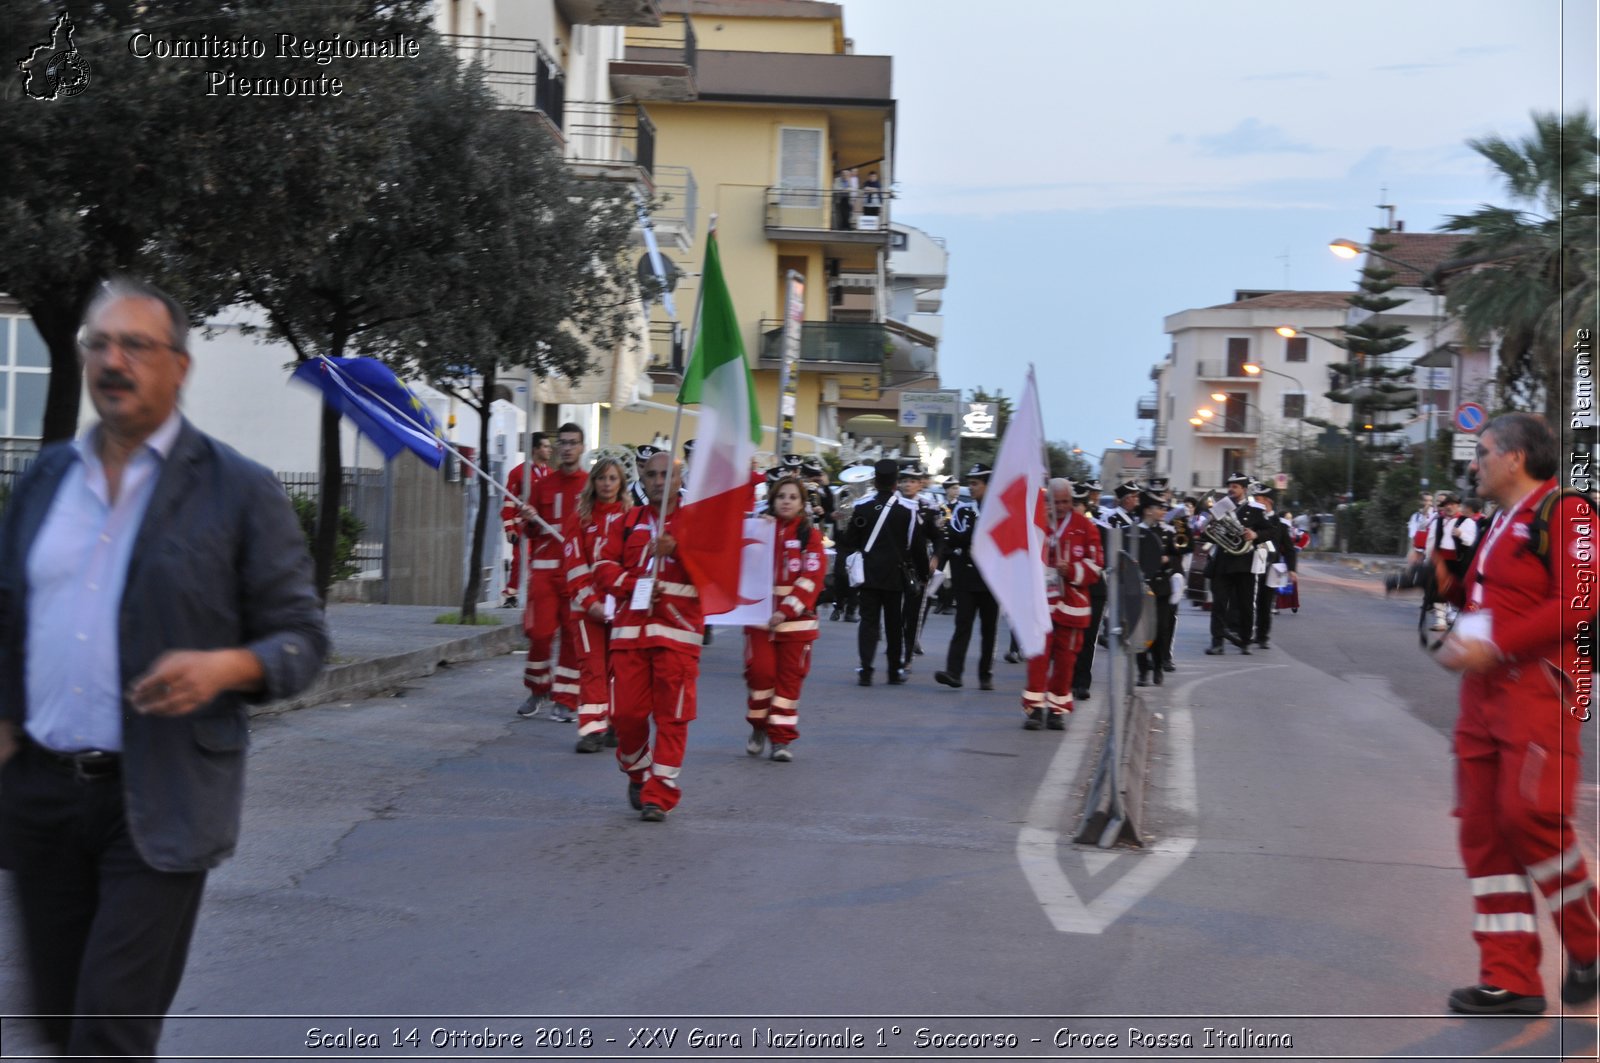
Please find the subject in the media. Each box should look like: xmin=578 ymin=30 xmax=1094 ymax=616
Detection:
xmin=1288 ymin=571 xmax=1298 ymax=585
xmin=655 ymin=532 xmax=677 ymax=558
xmin=129 ymin=649 xmax=263 ymax=716
xmin=1434 ymin=636 xmax=1501 ymax=675
xmin=587 ymin=603 xmax=607 ymax=623
xmin=767 ymin=610 xmax=786 ymax=630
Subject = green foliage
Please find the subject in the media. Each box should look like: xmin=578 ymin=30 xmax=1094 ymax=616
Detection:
xmin=1441 ymin=109 xmax=1598 ymax=422
xmin=1342 ymin=463 xmax=1423 ymax=555
xmin=289 ymin=494 xmax=365 ymax=583
xmin=1324 ymin=229 xmax=1417 ymax=432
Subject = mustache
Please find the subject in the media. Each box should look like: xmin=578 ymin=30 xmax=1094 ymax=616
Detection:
xmin=96 ymin=370 xmax=135 ymax=390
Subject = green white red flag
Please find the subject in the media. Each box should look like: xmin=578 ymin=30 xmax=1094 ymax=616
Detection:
xmin=674 ymin=230 xmax=763 ymax=615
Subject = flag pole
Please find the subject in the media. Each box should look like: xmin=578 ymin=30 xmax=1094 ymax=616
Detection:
xmin=654 ymin=214 xmax=716 ymax=573
xmin=315 ymin=357 xmax=562 ymax=541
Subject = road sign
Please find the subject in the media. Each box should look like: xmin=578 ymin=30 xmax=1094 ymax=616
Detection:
xmin=1273 ymin=473 xmax=1289 ymax=490
xmin=1452 ymin=435 xmax=1478 ymax=462
xmin=961 ymin=402 xmax=997 ymax=438
xmin=1454 ymin=402 xmax=1486 ymax=433
xmin=898 ymin=390 xmax=959 ymax=429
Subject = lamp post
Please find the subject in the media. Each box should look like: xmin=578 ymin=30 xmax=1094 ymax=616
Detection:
xmin=1243 ymin=358 xmax=1308 ymax=474
xmin=1328 ymin=238 xmax=1447 ymax=493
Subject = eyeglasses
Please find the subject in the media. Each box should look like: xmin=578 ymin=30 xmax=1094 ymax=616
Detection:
xmin=80 ymin=333 xmax=183 ymax=363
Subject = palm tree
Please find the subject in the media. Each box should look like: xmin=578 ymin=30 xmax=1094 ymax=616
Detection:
xmin=1440 ymin=110 xmax=1598 ymax=422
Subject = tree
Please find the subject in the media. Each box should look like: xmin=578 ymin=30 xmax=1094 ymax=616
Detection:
xmin=396 ymin=104 xmax=641 ymax=621
xmin=1440 ymin=110 xmax=1598 ymax=422
xmin=1318 ymin=229 xmax=1418 ymax=437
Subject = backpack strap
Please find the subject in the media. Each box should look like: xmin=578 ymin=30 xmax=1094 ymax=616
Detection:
xmin=1528 ymin=487 xmax=1595 ymax=570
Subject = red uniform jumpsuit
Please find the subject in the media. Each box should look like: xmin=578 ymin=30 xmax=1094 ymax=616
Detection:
xmin=597 ymin=506 xmax=703 ymax=813
xmin=562 ymin=499 xmax=628 ymax=741
xmin=520 ymin=467 xmax=587 ymax=704
xmin=500 ymin=461 xmax=547 ymax=600
xmin=744 ymin=517 xmax=826 ymax=749
xmin=1024 ymin=506 xmax=1103 ymax=719
xmin=1447 ymin=482 xmax=1597 ymax=997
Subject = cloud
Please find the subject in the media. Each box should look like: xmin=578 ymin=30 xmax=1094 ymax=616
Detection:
xmin=1193 ymin=118 xmax=1317 ymax=157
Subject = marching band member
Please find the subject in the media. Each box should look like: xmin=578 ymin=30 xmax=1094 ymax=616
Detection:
xmin=743 ymin=476 xmax=826 ymax=762
xmin=934 ymin=464 xmax=998 ymax=690
xmin=1134 ymin=492 xmax=1178 ymax=686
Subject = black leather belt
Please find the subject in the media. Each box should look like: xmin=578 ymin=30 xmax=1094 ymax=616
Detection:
xmin=24 ymin=736 xmax=121 ymax=781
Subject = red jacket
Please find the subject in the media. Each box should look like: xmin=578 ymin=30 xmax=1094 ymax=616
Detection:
xmin=526 ymin=466 xmax=587 ymax=571
xmin=1458 ymin=481 xmax=1594 ymax=681
xmin=500 ymin=461 xmax=548 ymax=537
xmin=747 ymin=516 xmax=826 ymax=642
xmin=561 ymin=499 xmax=627 ymax=618
xmin=597 ymin=505 xmax=703 ymax=657
xmin=1047 ymin=508 xmax=1103 ymax=629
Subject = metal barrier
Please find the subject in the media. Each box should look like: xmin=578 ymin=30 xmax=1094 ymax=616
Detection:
xmin=1074 ymin=525 xmax=1157 ymax=848
xmin=275 ymin=467 xmax=390 ymax=578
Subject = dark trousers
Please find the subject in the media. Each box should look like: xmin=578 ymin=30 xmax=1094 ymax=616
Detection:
xmin=1254 ymin=578 xmax=1278 ymax=642
xmin=856 ymin=587 xmax=904 ymax=676
xmin=1209 ymin=570 xmax=1256 ymax=646
xmin=1072 ymin=590 xmax=1106 ymax=693
xmin=945 ymin=587 xmax=998 ymax=681
xmin=0 ymin=744 xmax=208 ymax=1060
xmin=831 ymin=550 xmax=858 ymax=611
xmin=1138 ymin=594 xmax=1177 ymax=676
xmin=900 ymin=583 xmax=924 ymax=665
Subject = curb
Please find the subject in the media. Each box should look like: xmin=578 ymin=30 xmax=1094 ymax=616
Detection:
xmin=252 ymin=624 xmax=528 ymax=717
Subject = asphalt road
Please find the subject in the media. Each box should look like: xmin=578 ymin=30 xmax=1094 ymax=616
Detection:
xmin=1 ymin=562 xmax=1595 ymax=1062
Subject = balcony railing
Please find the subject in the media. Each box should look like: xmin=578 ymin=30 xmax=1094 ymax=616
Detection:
xmin=758 ymin=320 xmax=888 ymax=366
xmin=764 ymin=186 xmax=889 ymax=239
xmin=1136 ymin=394 xmax=1157 ymax=419
xmin=1196 ymin=358 xmax=1257 ymax=381
xmin=565 ymin=101 xmax=655 ymax=184
xmin=443 ymin=34 xmax=565 ymax=130
xmin=613 ymin=13 xmax=697 ymax=99
xmin=646 ymin=320 xmax=684 ymax=377
xmin=649 ymin=164 xmax=696 ymax=235
xmin=1194 ymin=411 xmax=1262 ymax=435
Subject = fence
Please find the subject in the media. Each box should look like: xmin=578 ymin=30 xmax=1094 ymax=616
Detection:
xmin=275 ymin=467 xmax=389 ymax=578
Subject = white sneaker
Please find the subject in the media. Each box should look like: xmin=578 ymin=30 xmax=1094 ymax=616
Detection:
xmin=515 ymin=696 xmax=543 ymax=718
xmin=746 ymin=729 xmax=765 ymax=757
xmin=770 ymin=745 xmax=793 ymax=762
xmin=549 ymin=704 xmax=574 ymax=723
xmin=1430 ymin=621 xmax=1449 ymax=632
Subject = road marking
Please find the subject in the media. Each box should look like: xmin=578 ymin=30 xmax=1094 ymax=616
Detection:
xmin=1016 ymin=666 xmax=1279 ymax=934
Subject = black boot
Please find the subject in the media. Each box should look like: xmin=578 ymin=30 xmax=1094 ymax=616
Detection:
xmin=843 ymin=605 xmax=858 ymax=623
xmin=829 ymin=605 xmax=843 ymax=622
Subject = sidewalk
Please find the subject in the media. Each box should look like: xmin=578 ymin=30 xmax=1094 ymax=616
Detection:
xmin=257 ymin=603 xmax=527 ymax=714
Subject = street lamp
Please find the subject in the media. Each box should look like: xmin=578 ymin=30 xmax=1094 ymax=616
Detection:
xmin=1243 ymin=359 xmax=1308 ymax=458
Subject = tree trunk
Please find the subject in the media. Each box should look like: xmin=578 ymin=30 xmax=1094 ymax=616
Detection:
xmin=31 ymin=290 xmax=93 ymax=443
xmin=459 ymin=367 xmax=496 ymax=623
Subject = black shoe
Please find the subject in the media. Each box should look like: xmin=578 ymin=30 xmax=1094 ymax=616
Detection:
xmin=1023 ymin=708 xmax=1044 ymax=731
xmin=1256 ymin=639 xmax=1270 ymax=649
xmin=1003 ymin=651 xmax=1022 ymax=664
xmin=1162 ymin=662 xmax=1176 ymax=673
xmin=1152 ymin=669 xmax=1164 ymax=686
xmin=501 ymin=594 xmax=518 ymax=609
xmin=1239 ymin=644 xmax=1252 ymax=655
xmin=887 ymin=671 xmax=907 ymax=685
xmin=913 ymin=643 xmax=925 ymax=656
xmin=934 ymin=671 xmax=962 ymax=689
xmin=702 ymin=628 xmax=714 ymax=646
xmin=627 ymin=782 xmax=643 ymax=811
xmin=1136 ymin=676 xmax=1150 ymax=687
xmin=858 ymin=669 xmax=873 ymax=687
xmin=575 ymin=732 xmax=605 ymax=754
xmin=1204 ymin=643 xmax=1226 ymax=655
xmin=604 ymin=727 xmax=618 ymax=748
xmin=1046 ymin=713 xmax=1065 ymax=731
xmin=1562 ymin=958 xmax=1600 ymax=1004
xmin=1447 ymin=984 xmax=1546 ymax=1014
xmin=843 ymin=607 xmax=858 ymax=623
xmin=1072 ymin=688 xmax=1090 ymax=701
xmin=640 ymin=804 xmax=666 ymax=822
xmin=979 ymin=676 xmax=994 ymax=691
xmin=829 ymin=606 xmax=843 ymax=622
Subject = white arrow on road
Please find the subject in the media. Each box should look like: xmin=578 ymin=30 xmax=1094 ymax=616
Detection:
xmin=1016 ymin=666 xmax=1281 ymax=934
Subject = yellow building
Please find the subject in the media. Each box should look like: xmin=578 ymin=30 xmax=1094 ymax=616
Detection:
xmin=603 ymin=0 xmax=916 ymax=462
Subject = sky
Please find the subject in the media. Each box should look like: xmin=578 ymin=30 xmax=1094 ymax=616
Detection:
xmin=839 ymin=0 xmax=1598 ymax=454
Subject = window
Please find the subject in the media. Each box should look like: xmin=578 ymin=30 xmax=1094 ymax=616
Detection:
xmin=889 ymin=231 xmax=908 ymax=250
xmin=1286 ymin=336 xmax=1308 ymax=363
xmin=1 ymin=316 xmax=50 ymax=439
xmin=1282 ymin=393 xmax=1306 ymax=418
xmin=1226 ymin=337 xmax=1250 ymax=375
xmin=778 ymin=127 xmax=822 ymax=206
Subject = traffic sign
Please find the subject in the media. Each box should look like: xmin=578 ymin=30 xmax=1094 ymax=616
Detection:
xmin=898 ymin=390 xmax=959 ymax=429
xmin=1451 ymin=435 xmax=1478 ymax=462
xmin=1454 ymin=402 xmax=1486 ymax=433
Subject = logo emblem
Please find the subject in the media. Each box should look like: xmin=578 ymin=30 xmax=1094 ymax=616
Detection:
xmin=17 ymin=13 xmax=92 ymax=100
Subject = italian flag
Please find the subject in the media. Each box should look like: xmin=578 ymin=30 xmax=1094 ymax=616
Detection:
xmin=675 ymin=230 xmax=762 ymax=616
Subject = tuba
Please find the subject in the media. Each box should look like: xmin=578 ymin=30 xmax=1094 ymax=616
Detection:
xmin=1202 ymin=495 xmax=1252 ymax=555
xmin=833 ymin=463 xmax=877 ymax=517
xmin=585 ymin=444 xmax=639 ymax=485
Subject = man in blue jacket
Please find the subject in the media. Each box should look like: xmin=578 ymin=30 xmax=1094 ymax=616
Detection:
xmin=0 ymin=279 xmax=328 ymax=1058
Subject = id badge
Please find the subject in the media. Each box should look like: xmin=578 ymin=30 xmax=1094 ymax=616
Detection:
xmin=630 ymin=578 xmax=655 ymax=611
xmin=603 ymin=595 xmax=616 ymax=621
xmin=1454 ymin=610 xmax=1492 ymax=643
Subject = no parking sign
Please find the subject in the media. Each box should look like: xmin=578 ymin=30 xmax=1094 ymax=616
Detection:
xmin=1454 ymin=402 xmax=1486 ymax=433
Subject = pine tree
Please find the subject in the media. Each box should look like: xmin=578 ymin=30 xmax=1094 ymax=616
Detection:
xmin=1316 ymin=230 xmax=1418 ymax=441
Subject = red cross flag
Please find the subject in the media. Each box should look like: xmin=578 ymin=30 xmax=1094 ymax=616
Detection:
xmin=972 ymin=367 xmax=1050 ymax=657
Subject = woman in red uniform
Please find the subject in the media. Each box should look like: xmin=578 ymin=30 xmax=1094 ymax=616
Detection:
xmin=744 ymin=475 xmax=826 ymax=762
xmin=562 ymin=456 xmax=629 ymax=754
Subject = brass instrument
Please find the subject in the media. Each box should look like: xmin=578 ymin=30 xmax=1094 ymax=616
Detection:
xmin=1171 ymin=514 xmax=1191 ymax=551
xmin=1202 ymin=496 xmax=1252 ymax=555
xmin=833 ymin=463 xmax=876 ymax=517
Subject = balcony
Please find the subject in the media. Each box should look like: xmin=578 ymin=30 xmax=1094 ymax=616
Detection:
xmin=758 ymin=320 xmax=888 ymax=367
xmin=1136 ymin=394 xmax=1157 ymax=419
xmin=554 ymin=0 xmax=661 ymax=27
xmin=1192 ymin=411 xmax=1262 ymax=436
xmin=612 ymin=14 xmax=697 ymax=100
xmin=1196 ymin=358 xmax=1259 ymax=382
xmin=765 ymin=187 xmax=889 ymax=247
xmin=644 ymin=164 xmax=696 ymax=253
xmin=443 ymin=34 xmax=565 ymax=135
xmin=646 ymin=320 xmax=684 ymax=385
xmin=692 ymin=49 xmax=891 ymax=105
xmin=565 ymin=102 xmax=655 ymax=188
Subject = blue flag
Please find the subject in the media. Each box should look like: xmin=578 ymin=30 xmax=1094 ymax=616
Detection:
xmin=291 ymin=357 xmax=445 ymax=468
